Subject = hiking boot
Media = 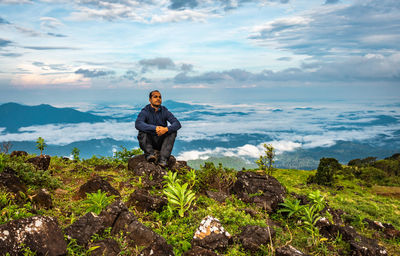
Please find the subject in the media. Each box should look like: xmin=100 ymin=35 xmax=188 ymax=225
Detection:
xmin=158 ymin=159 xmax=168 ymax=168
xmin=146 ymin=154 xmax=156 ymax=163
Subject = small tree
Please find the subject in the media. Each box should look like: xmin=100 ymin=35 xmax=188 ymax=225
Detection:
xmin=256 ymin=143 xmax=276 ymax=176
xmin=307 ymin=158 xmax=342 ymax=186
xmin=71 ymin=147 xmax=80 ymax=161
xmin=36 ymin=137 xmax=47 ymax=156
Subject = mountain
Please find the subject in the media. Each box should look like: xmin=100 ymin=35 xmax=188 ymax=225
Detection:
xmin=0 ymin=102 xmax=112 ymax=132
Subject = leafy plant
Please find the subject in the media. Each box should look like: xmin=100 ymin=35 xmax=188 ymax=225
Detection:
xmin=256 ymin=143 xmax=276 ymax=176
xmin=185 ymin=169 xmax=197 ymax=190
xmin=83 ymin=190 xmax=116 ymax=215
xmin=71 ymin=147 xmax=80 ymax=161
xmin=163 ymin=172 xmax=196 ymax=217
xmin=301 ymin=205 xmax=321 ymax=246
xmin=114 ymin=146 xmax=142 ymax=162
xmin=36 ymin=137 xmax=47 ymax=156
xmin=0 ymin=153 xmax=5 ymax=172
xmin=308 ymin=190 xmax=325 ymax=212
xmin=278 ymin=198 xmax=304 ymax=218
xmin=307 ymin=157 xmax=342 ymax=186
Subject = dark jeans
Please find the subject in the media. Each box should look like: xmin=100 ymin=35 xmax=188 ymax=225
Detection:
xmin=137 ymin=131 xmax=177 ymax=161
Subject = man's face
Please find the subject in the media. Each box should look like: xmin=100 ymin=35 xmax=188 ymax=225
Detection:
xmin=149 ymin=91 xmax=162 ymax=108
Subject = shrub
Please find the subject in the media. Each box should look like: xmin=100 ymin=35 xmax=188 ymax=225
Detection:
xmin=359 ymin=166 xmax=387 ymax=184
xmin=196 ymin=162 xmax=236 ymax=193
xmin=71 ymin=147 xmax=80 ymax=161
xmin=0 ymin=153 xmax=5 ymax=172
xmin=255 ymin=143 xmax=276 ymax=176
xmin=348 ymin=156 xmax=377 ymax=167
xmin=36 ymin=137 xmax=47 ymax=156
xmin=113 ymin=146 xmax=142 ymax=162
xmin=373 ymin=159 xmax=399 ymax=176
xmin=83 ymin=190 xmax=116 ymax=215
xmin=307 ymin=158 xmax=341 ymax=186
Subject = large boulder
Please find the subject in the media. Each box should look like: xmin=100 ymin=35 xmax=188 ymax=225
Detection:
xmin=231 ymin=171 xmax=286 ymax=212
xmin=77 ymin=176 xmax=120 ymax=199
xmin=238 ymin=225 xmax=276 ymax=252
xmin=26 ymin=155 xmax=51 ymax=171
xmin=0 ymin=216 xmax=67 ymax=256
xmin=127 ymin=188 xmax=167 ymax=212
xmin=128 ymin=155 xmax=168 ymax=188
xmin=0 ymin=167 xmax=26 ymax=194
xmin=64 ymin=212 xmax=105 ymax=246
xmin=191 ymin=216 xmax=231 ymax=252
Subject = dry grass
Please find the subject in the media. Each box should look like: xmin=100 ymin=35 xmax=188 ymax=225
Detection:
xmin=372 ymin=185 xmax=400 ymax=198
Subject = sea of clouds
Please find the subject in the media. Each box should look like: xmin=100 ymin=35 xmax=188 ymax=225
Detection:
xmin=0 ymin=99 xmax=399 ymax=161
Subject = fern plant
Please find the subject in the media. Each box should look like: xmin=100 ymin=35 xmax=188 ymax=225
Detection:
xmin=163 ymin=171 xmax=196 ymax=217
xmin=83 ymin=190 xmax=116 ymax=215
xmin=278 ymin=198 xmax=304 ymax=218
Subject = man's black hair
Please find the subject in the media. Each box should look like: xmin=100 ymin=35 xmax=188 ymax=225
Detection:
xmin=149 ymin=90 xmax=161 ymax=99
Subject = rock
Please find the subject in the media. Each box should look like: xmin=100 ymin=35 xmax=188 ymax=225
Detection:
xmin=89 ymin=238 xmax=120 ymax=256
xmin=0 ymin=167 xmax=27 ymax=194
xmin=238 ymin=225 xmax=276 ymax=251
xmin=383 ymin=227 xmax=400 ymax=239
xmin=64 ymin=212 xmax=105 ymax=246
xmin=77 ymin=176 xmax=120 ymax=199
xmin=275 ymin=245 xmax=309 ymax=256
xmin=110 ymin=210 xmax=137 ymax=235
xmin=192 ymin=216 xmax=231 ymax=252
xmin=99 ymin=200 xmax=134 ymax=229
xmin=94 ymin=164 xmax=113 ymax=172
xmin=173 ymin=160 xmax=191 ymax=173
xmin=127 ymin=188 xmax=167 ymax=212
xmin=318 ymin=221 xmax=388 ymax=256
xmin=140 ymin=237 xmax=174 ymax=256
xmin=26 ymin=155 xmax=51 ymax=171
xmin=32 ymin=188 xmax=52 ymax=209
xmin=0 ymin=216 xmax=67 ymax=256
xmin=290 ymin=192 xmax=310 ymax=205
xmin=183 ymin=246 xmax=219 ymax=256
xmin=364 ymin=218 xmax=385 ymax=231
xmin=128 ymin=155 xmax=168 ymax=188
xmin=10 ymin=150 xmax=28 ymax=158
xmin=231 ymin=171 xmax=286 ymax=212
xmin=363 ymin=218 xmax=400 ymax=239
xmin=206 ymin=190 xmax=229 ymax=203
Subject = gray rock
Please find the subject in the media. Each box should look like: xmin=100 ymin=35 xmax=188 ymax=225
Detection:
xmin=231 ymin=171 xmax=286 ymax=212
xmin=64 ymin=212 xmax=105 ymax=246
xmin=183 ymin=246 xmax=219 ymax=256
xmin=206 ymin=190 xmax=229 ymax=203
xmin=0 ymin=216 xmax=67 ymax=256
xmin=191 ymin=216 xmax=231 ymax=252
xmin=89 ymin=238 xmax=120 ymax=256
xmin=127 ymin=188 xmax=167 ymax=212
xmin=32 ymin=188 xmax=52 ymax=209
xmin=238 ymin=225 xmax=275 ymax=251
xmin=77 ymin=176 xmax=120 ymax=199
xmin=0 ymin=167 xmax=26 ymax=194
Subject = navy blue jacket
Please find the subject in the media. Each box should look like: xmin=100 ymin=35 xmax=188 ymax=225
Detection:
xmin=135 ymin=104 xmax=181 ymax=135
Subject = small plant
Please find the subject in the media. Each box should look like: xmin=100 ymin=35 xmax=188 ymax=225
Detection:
xmin=185 ymin=169 xmax=197 ymax=190
xmin=35 ymin=137 xmax=47 ymax=156
xmin=256 ymin=143 xmax=276 ymax=176
xmin=301 ymin=205 xmax=321 ymax=246
xmin=82 ymin=190 xmax=116 ymax=215
xmin=71 ymin=147 xmax=80 ymax=161
xmin=114 ymin=146 xmax=142 ymax=162
xmin=163 ymin=172 xmax=196 ymax=217
xmin=278 ymin=198 xmax=304 ymax=218
xmin=308 ymin=190 xmax=325 ymax=212
xmin=0 ymin=153 xmax=5 ymax=172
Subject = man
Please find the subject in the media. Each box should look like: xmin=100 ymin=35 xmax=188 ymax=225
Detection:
xmin=135 ymin=90 xmax=181 ymax=168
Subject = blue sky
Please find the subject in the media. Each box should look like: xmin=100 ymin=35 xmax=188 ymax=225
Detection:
xmin=0 ymin=0 xmax=399 ymax=104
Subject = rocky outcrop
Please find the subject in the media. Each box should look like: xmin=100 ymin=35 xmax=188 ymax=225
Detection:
xmin=231 ymin=171 xmax=286 ymax=212
xmin=191 ymin=216 xmax=231 ymax=252
xmin=65 ymin=212 xmax=105 ymax=246
xmin=0 ymin=167 xmax=26 ymax=194
xmin=317 ymin=218 xmax=388 ymax=256
xmin=238 ymin=225 xmax=276 ymax=252
xmin=0 ymin=216 xmax=67 ymax=256
xmin=26 ymin=155 xmax=51 ymax=171
xmin=127 ymin=188 xmax=167 ymax=212
xmin=206 ymin=190 xmax=229 ymax=203
xmin=77 ymin=176 xmax=120 ymax=198
xmin=364 ymin=218 xmax=400 ymax=239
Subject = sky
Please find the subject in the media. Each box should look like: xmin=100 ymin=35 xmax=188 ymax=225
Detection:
xmin=0 ymin=0 xmax=399 ymax=104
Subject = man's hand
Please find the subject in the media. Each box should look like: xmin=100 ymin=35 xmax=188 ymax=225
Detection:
xmin=156 ymin=126 xmax=168 ymax=136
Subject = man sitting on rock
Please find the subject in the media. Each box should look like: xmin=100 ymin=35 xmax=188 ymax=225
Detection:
xmin=135 ymin=90 xmax=181 ymax=168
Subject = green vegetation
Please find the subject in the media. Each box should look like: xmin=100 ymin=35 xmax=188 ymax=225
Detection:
xmin=113 ymin=146 xmax=142 ymax=162
xmin=0 ymin=149 xmax=399 ymax=255
xmin=35 ymin=137 xmax=47 ymax=156
xmin=71 ymin=147 xmax=80 ymax=161
xmin=255 ymin=143 xmax=276 ymax=175
xmin=307 ymin=158 xmax=342 ymax=186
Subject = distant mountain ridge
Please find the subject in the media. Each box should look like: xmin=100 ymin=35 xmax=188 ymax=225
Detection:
xmin=0 ymin=102 xmax=111 ymax=132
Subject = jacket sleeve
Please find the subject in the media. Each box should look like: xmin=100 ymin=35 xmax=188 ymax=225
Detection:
xmin=166 ymin=110 xmax=181 ymax=133
xmin=135 ymin=109 xmax=156 ymax=132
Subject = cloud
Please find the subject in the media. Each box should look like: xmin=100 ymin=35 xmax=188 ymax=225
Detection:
xmin=122 ymin=70 xmax=138 ymax=80
xmin=169 ymin=0 xmax=198 ymax=10
xmin=40 ymin=17 xmax=64 ymax=29
xmin=139 ymin=57 xmax=176 ymax=71
xmin=14 ymin=26 xmax=42 ymax=37
xmin=0 ymin=0 xmax=32 ymax=3
xmin=276 ymin=57 xmax=292 ymax=61
xmin=0 ymin=17 xmax=10 ymax=24
xmin=75 ymin=68 xmax=115 ymax=78
xmin=1 ymin=52 xmax=22 ymax=57
xmin=32 ymin=61 xmax=69 ymax=71
xmin=47 ymin=32 xmax=67 ymax=37
xmin=0 ymin=38 xmax=13 ymax=47
xmin=325 ymin=0 xmax=339 ymax=4
xmin=24 ymin=46 xmax=78 ymax=50
xmin=248 ymin=0 xmax=400 ymax=56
